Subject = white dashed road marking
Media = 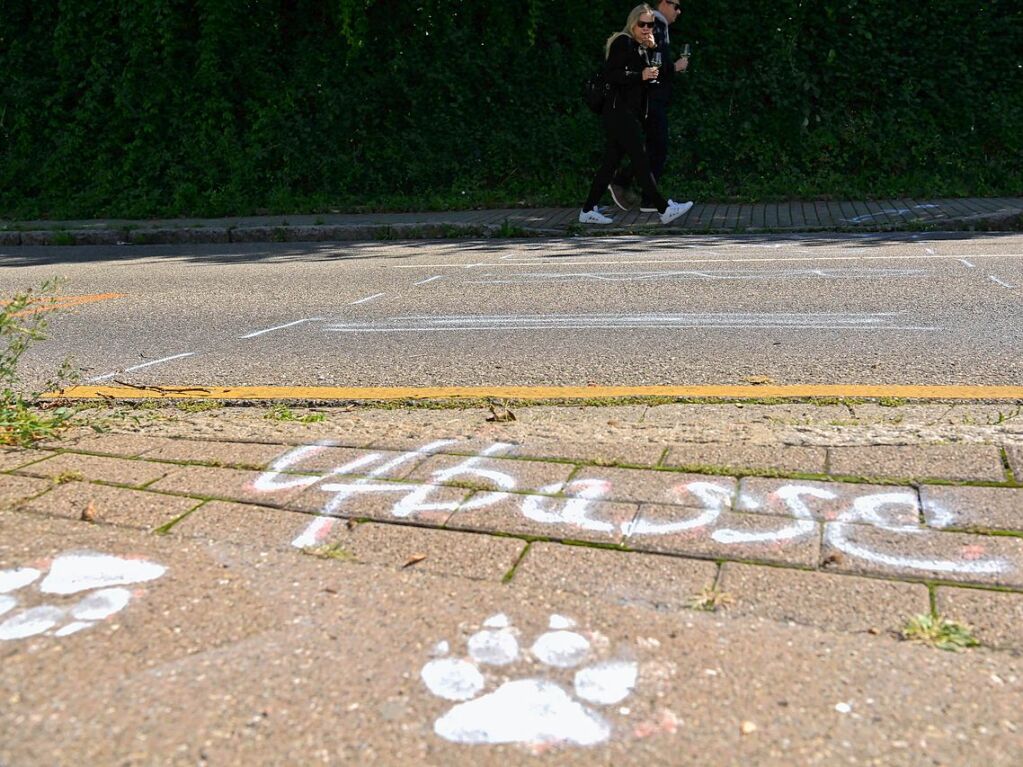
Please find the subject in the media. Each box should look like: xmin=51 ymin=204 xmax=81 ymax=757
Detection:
xmin=239 ymin=318 xmax=325 ymax=338
xmin=989 ymin=276 xmax=1017 ymax=289
xmin=88 ymin=352 xmax=196 ymax=382
xmin=350 ymin=293 xmax=386 ymax=305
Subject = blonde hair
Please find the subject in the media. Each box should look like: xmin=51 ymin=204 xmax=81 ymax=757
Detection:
xmin=605 ymin=4 xmax=654 ymax=59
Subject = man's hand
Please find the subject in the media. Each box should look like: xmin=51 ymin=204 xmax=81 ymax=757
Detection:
xmin=675 ymin=56 xmax=690 ymax=72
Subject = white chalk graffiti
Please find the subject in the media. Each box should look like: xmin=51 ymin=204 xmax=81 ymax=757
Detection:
xmin=287 ymin=439 xmax=458 ymax=548
xmin=825 ymin=491 xmax=1007 ymax=575
xmin=0 ymin=551 xmax=166 ymax=641
xmin=250 ymin=440 xmax=1012 ymax=579
xmin=421 ymin=613 xmax=638 ymax=747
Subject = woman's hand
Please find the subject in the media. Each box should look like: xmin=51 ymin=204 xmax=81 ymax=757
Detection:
xmin=642 ymin=66 xmax=659 ymax=81
xmin=675 ymin=56 xmax=689 ymax=73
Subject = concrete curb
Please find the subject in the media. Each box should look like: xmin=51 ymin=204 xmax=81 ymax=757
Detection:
xmin=2 ymin=201 xmax=1020 ymax=246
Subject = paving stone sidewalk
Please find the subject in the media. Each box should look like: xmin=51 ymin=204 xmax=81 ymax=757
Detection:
xmin=2 ymin=197 xmax=1021 ymax=246
xmin=3 ymin=401 xmax=1022 ymax=652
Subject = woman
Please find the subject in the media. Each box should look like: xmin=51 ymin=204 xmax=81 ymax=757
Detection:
xmin=579 ymin=4 xmax=692 ymax=225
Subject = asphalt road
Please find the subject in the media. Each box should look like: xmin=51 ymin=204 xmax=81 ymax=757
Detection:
xmin=3 ymin=231 xmax=1022 ymax=389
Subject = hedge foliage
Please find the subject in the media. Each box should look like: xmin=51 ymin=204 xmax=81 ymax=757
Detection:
xmin=1 ymin=0 xmax=1021 ymax=218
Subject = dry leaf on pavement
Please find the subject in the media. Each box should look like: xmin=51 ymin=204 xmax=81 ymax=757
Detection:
xmin=487 ymin=404 xmax=516 ymax=422
xmin=402 ymin=554 xmax=427 ymax=569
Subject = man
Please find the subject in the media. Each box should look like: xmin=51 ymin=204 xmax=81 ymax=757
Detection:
xmin=608 ymin=0 xmax=689 ymax=212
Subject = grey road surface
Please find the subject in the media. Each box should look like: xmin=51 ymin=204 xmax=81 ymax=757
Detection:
xmin=3 ymin=231 xmax=1022 ymax=389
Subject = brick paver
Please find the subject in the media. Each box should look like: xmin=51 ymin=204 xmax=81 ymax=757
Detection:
xmin=921 ymin=485 xmax=1023 ymax=533
xmin=827 ymin=444 xmax=1006 ymax=482
xmin=140 ymin=439 xmax=287 ymax=469
xmin=718 ymin=563 xmax=930 ymax=634
xmin=20 ymin=482 xmax=199 ymax=529
xmin=45 ymin=433 xmax=180 ymax=458
xmin=168 ymin=500 xmax=309 ymax=549
xmin=16 ymin=453 xmax=176 ymax=488
xmin=404 ymin=453 xmax=574 ymax=494
xmin=1006 ymin=445 xmax=1023 ymax=481
xmin=626 ymin=507 xmax=821 ymax=568
xmin=664 ymin=443 xmax=827 ymax=474
xmin=146 ymin=465 xmax=306 ymax=505
xmin=264 ymin=444 xmax=432 ymax=478
xmin=0 ymin=474 xmax=52 ymax=507
xmin=821 ymin=523 xmax=1023 ymax=587
xmin=323 ymin=521 xmax=527 ymax=581
xmin=444 ymin=491 xmax=638 ymax=545
xmin=567 ymin=467 xmax=736 ymax=507
xmin=736 ymin=477 xmax=919 ymax=523
xmin=935 ymin=586 xmax=1023 ymax=651
xmin=512 ymin=541 xmax=718 ymax=609
xmin=0 ymin=448 xmax=54 ymax=471
xmin=516 ymin=439 xmax=664 ymax=467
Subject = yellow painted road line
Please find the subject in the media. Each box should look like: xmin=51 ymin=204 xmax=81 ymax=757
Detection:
xmin=46 ymin=384 xmax=1023 ymax=401
xmin=5 ymin=293 xmax=126 ymax=317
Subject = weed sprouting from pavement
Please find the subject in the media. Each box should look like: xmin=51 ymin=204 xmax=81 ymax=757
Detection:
xmin=175 ymin=400 xmax=224 ymax=413
xmin=265 ymin=404 xmax=327 ymax=423
xmin=1 ymin=280 xmax=78 ymax=445
xmin=901 ymin=614 xmax=980 ymax=651
xmin=52 ymin=470 xmax=85 ymax=484
xmin=878 ymin=397 xmax=906 ymax=408
xmin=688 ymin=586 xmax=735 ymax=612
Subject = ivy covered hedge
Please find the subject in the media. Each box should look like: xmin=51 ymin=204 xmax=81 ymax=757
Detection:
xmin=1 ymin=0 xmax=1020 ymax=218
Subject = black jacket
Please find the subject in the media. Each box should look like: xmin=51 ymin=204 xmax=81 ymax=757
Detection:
xmin=647 ymin=15 xmax=674 ymax=104
xmin=603 ymin=34 xmax=650 ymax=116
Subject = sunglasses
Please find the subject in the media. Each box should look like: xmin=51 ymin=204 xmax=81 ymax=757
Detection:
xmin=668 ymin=2 xmax=681 ymax=10
xmin=637 ymin=20 xmax=655 ymax=28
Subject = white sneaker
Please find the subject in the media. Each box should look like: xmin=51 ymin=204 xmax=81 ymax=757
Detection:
xmin=579 ymin=208 xmax=614 ymax=224
xmin=659 ymin=199 xmax=693 ymax=225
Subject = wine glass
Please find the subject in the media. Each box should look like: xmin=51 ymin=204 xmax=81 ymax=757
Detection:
xmin=648 ymin=51 xmax=662 ymax=81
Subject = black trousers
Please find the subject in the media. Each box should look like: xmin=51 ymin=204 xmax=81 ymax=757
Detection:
xmin=613 ymin=98 xmax=669 ymax=194
xmin=583 ymin=109 xmax=668 ymax=214
xmin=645 ymin=98 xmax=670 ymax=182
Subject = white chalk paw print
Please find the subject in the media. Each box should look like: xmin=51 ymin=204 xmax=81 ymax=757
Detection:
xmin=420 ymin=613 xmax=638 ymax=747
xmin=0 ymin=551 xmax=166 ymax=641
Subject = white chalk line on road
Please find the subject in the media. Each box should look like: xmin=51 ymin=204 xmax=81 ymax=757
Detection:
xmin=388 ymin=253 xmax=1023 ymax=270
xmin=960 ymin=259 xmax=976 ymax=267
xmin=87 ymin=352 xmax=196 ymax=382
xmin=989 ymin=276 xmax=1017 ymax=289
xmin=324 ymin=325 xmax=940 ymax=333
xmin=239 ymin=318 xmax=325 ymax=338
xmin=324 ymin=312 xmax=939 ymax=334
xmin=350 ymin=293 xmax=387 ymax=305
xmin=469 ymin=267 xmax=930 ymax=285
xmin=414 ymin=276 xmax=445 ymax=286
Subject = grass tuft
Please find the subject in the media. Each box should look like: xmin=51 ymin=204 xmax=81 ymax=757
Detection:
xmin=688 ymin=586 xmax=735 ymax=612
xmin=264 ymin=404 xmax=327 ymax=423
xmin=900 ymin=614 xmax=980 ymax=651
